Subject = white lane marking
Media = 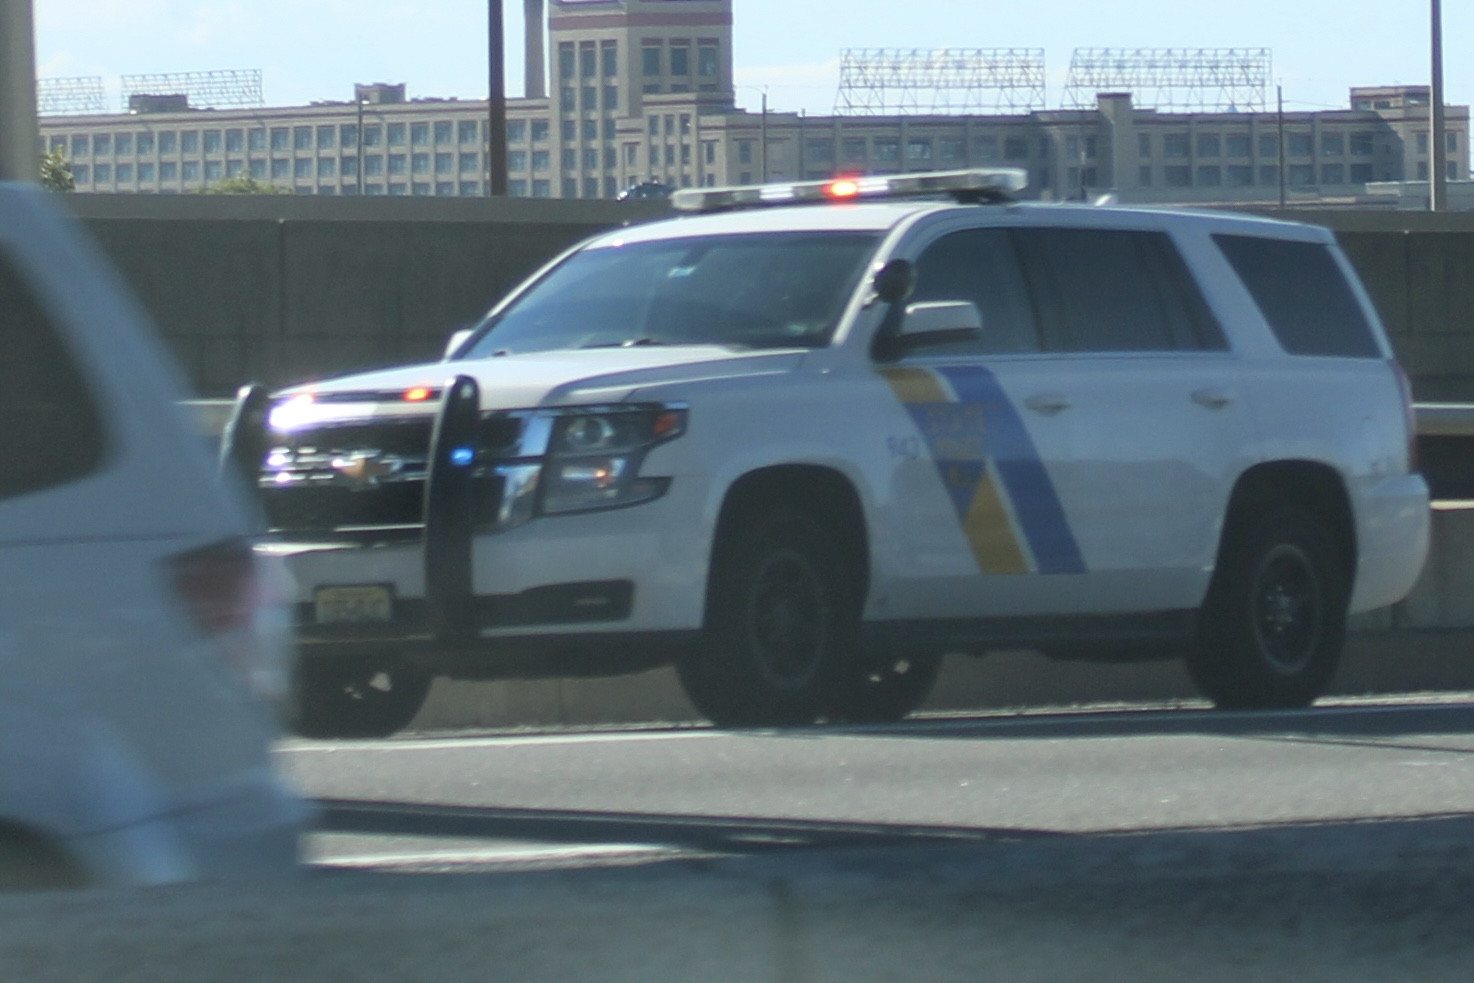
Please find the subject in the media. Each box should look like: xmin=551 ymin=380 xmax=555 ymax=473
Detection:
xmin=276 ymin=694 xmax=1474 ymax=754
xmin=311 ymin=842 xmax=684 ymax=869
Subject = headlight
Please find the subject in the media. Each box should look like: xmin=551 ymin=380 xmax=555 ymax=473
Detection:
xmin=540 ymin=405 xmax=687 ymax=515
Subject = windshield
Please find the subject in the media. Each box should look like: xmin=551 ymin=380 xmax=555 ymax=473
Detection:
xmin=460 ymin=231 xmax=880 ymax=357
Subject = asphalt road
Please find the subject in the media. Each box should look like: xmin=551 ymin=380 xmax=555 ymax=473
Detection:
xmin=6 ymin=697 xmax=1474 ymax=983
xmin=283 ymin=697 xmax=1474 ymax=873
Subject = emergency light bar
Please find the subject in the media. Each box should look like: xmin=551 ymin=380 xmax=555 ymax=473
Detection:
xmin=670 ymin=168 xmax=1028 ymax=213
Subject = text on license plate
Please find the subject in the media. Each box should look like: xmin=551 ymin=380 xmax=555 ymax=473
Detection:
xmin=314 ymin=585 xmax=393 ymax=624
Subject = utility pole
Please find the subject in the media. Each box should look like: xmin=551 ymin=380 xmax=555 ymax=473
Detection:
xmin=0 ymin=0 xmax=38 ymax=182
xmin=1276 ymin=84 xmax=1286 ymax=209
xmin=487 ymin=0 xmax=508 ymax=196
xmin=1430 ymin=0 xmax=1448 ymax=211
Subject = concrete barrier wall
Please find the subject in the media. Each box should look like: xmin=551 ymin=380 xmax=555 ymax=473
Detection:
xmin=55 ymin=195 xmax=1474 ymax=400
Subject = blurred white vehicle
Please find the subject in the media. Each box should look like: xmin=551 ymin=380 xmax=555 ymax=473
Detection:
xmin=0 ymin=183 xmax=305 ymax=889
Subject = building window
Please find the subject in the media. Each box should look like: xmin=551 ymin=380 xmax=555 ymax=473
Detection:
xmin=649 ymin=115 xmax=659 ymax=136
xmin=271 ymin=159 xmax=289 ymax=179
xmin=1196 ymin=165 xmax=1221 ymax=186
xmin=116 ymin=163 xmax=133 ymax=183
xmin=157 ymin=131 xmax=176 ymax=154
xmin=462 ymin=120 xmax=481 ymax=144
xmin=365 ymin=156 xmax=384 ymax=176
xmin=1003 ymin=136 xmax=1027 ymax=160
xmin=71 ymin=135 xmax=88 ymax=158
xmin=465 ymin=180 xmax=485 ymax=195
xmin=974 ymin=135 xmax=998 ymax=162
xmin=563 ymin=177 xmax=578 ymax=197
xmin=602 ymin=41 xmax=618 ymax=77
xmin=412 ymin=153 xmax=430 ymax=174
xmin=1258 ymin=164 xmax=1279 ymax=185
xmin=363 ymin=124 xmax=383 ymax=147
xmin=737 ymin=140 xmax=752 ymax=164
xmin=160 ymin=162 xmax=177 ymax=181
xmin=1258 ymin=134 xmax=1278 ymax=159
xmin=1349 ymin=162 xmax=1374 ymax=183
xmin=906 ymin=139 xmax=932 ymax=162
xmin=1225 ymin=134 xmax=1251 ymax=158
xmin=340 ymin=157 xmax=357 ymax=177
xmin=220 ymin=129 xmax=240 ymax=153
xmin=181 ymin=161 xmax=197 ymax=181
xmin=435 ymin=152 xmax=453 ymax=175
xmin=434 ymin=121 xmax=453 ymax=145
xmin=249 ymin=160 xmax=265 ymax=179
xmin=1448 ymin=132 xmax=1460 ymax=153
xmin=270 ymin=127 xmax=288 ymax=151
xmin=1416 ymin=132 xmax=1429 ymax=154
xmin=580 ymin=42 xmax=596 ymax=78
xmin=413 ymin=182 xmax=430 ymax=196
xmin=1288 ymin=163 xmax=1314 ymax=186
xmin=805 ymin=138 xmax=833 ymax=164
xmin=671 ymin=44 xmax=690 ymax=76
xmin=843 ymin=139 xmax=867 ymax=163
xmin=874 ymin=139 xmax=900 ymax=163
xmin=138 ymin=162 xmax=155 ymax=182
xmin=181 ymin=131 xmax=198 ymax=153
xmin=293 ymin=159 xmax=311 ymax=179
xmin=604 ymin=85 xmax=619 ymax=111
xmin=559 ymin=42 xmax=575 ymax=80
xmin=1288 ymin=133 xmax=1313 ymax=157
xmin=1197 ymin=134 xmax=1220 ymax=157
xmin=1138 ymin=133 xmax=1151 ymax=158
xmin=92 ymin=133 xmax=111 ymax=156
xmin=247 ymin=129 xmax=265 ymax=152
xmin=561 ymin=119 xmax=576 ymax=141
xmin=642 ymin=44 xmax=661 ymax=77
xmin=604 ymin=119 xmax=616 ymax=140
xmin=581 ymin=119 xmax=597 ymax=141
xmin=1137 ymin=165 xmax=1151 ymax=186
xmin=115 ymin=133 xmax=132 ymax=156
xmin=582 ymin=148 xmax=598 ymax=169
xmin=1321 ymin=133 xmax=1344 ymax=156
xmin=533 ymin=179 xmax=551 ymax=197
xmin=1226 ymin=164 xmax=1253 ymax=186
xmin=1320 ymin=163 xmax=1344 ymax=184
xmin=293 ymin=126 xmax=312 ymax=151
xmin=584 ymin=177 xmax=598 ymax=197
xmin=411 ymin=122 xmax=429 ymax=147
xmin=1163 ymin=133 xmax=1189 ymax=158
xmin=388 ymin=123 xmax=406 ymax=146
xmin=562 ymin=148 xmax=577 ymax=170
xmin=463 ymin=152 xmax=483 ymax=173
xmin=698 ymin=42 xmax=718 ymax=78
xmin=72 ymin=164 xmax=89 ymax=184
xmin=202 ymin=130 xmax=221 ymax=154
xmin=1350 ymin=132 xmax=1375 ymax=156
xmin=225 ymin=160 xmax=242 ymax=178
xmin=533 ymin=150 xmax=550 ymax=171
xmin=312 ymin=158 xmax=332 ymax=179
xmin=1164 ymin=165 xmax=1190 ymax=187
xmin=436 ymin=182 xmax=455 ymax=196
xmin=531 ymin=120 xmax=549 ymax=142
xmin=340 ymin=124 xmax=358 ymax=149
xmin=388 ymin=154 xmax=406 ymax=175
xmin=938 ymin=138 xmax=964 ymax=162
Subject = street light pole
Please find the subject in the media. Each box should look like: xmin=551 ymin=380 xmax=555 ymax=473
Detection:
xmin=487 ymin=0 xmax=508 ymax=196
xmin=1430 ymin=0 xmax=1448 ymax=211
xmin=0 ymin=0 xmax=38 ymax=182
xmin=354 ymin=87 xmax=366 ymax=196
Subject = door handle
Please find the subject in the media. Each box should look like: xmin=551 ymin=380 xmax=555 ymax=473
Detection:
xmin=1191 ymin=388 xmax=1236 ymax=409
xmin=1024 ymin=393 xmax=1072 ymax=414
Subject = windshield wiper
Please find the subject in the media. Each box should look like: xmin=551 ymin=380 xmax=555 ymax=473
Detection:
xmin=580 ymin=337 xmax=668 ymax=349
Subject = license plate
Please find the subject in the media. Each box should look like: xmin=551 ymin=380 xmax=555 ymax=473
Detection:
xmin=314 ymin=585 xmax=393 ymax=625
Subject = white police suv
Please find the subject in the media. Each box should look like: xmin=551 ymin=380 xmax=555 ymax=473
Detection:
xmin=226 ymin=169 xmax=1430 ymax=736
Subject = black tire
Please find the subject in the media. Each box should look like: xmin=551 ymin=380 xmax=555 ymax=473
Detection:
xmin=288 ymin=656 xmax=432 ymax=739
xmin=827 ymin=652 xmax=942 ymax=724
xmin=678 ymin=506 xmax=860 ymax=727
xmin=1188 ymin=505 xmax=1348 ymax=710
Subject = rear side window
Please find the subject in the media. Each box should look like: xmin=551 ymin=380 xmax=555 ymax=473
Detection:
xmin=1014 ymin=227 xmax=1227 ymax=353
xmin=0 ymin=251 xmax=107 ymax=501
xmin=1213 ymin=234 xmax=1381 ymax=358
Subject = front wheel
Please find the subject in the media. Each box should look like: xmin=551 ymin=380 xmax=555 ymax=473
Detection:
xmin=827 ymin=652 xmax=942 ymax=724
xmin=287 ymin=656 xmax=432 ymax=739
xmin=1187 ymin=505 xmax=1348 ymax=710
xmin=678 ymin=507 xmax=859 ymax=727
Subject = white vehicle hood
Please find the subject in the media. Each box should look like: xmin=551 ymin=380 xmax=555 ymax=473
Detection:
xmin=277 ymin=345 xmax=804 ymax=415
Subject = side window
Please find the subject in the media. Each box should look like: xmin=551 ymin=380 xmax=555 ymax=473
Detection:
xmin=1213 ymin=234 xmax=1381 ymax=358
xmin=1014 ymin=227 xmax=1227 ymax=353
xmin=0 ymin=252 xmax=107 ymax=501
xmin=908 ymin=228 xmax=1041 ymax=355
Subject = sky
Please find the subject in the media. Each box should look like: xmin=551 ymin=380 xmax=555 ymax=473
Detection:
xmin=30 ymin=1 xmax=1474 ymax=118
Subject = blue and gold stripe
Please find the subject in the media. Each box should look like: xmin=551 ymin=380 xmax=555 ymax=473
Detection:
xmin=882 ymin=365 xmax=1085 ymax=576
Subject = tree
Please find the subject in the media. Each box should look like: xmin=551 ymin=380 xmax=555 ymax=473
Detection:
xmin=200 ymin=175 xmax=290 ymax=195
xmin=39 ymin=148 xmax=74 ymax=192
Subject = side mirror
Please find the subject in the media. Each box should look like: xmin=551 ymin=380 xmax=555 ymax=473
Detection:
xmin=443 ymin=328 xmax=474 ymax=360
xmin=874 ymin=300 xmax=984 ymax=362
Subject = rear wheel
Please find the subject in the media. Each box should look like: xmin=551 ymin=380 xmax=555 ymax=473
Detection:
xmin=1188 ymin=505 xmax=1348 ymax=709
xmin=678 ymin=507 xmax=859 ymax=727
xmin=288 ymin=656 xmax=432 ymax=739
